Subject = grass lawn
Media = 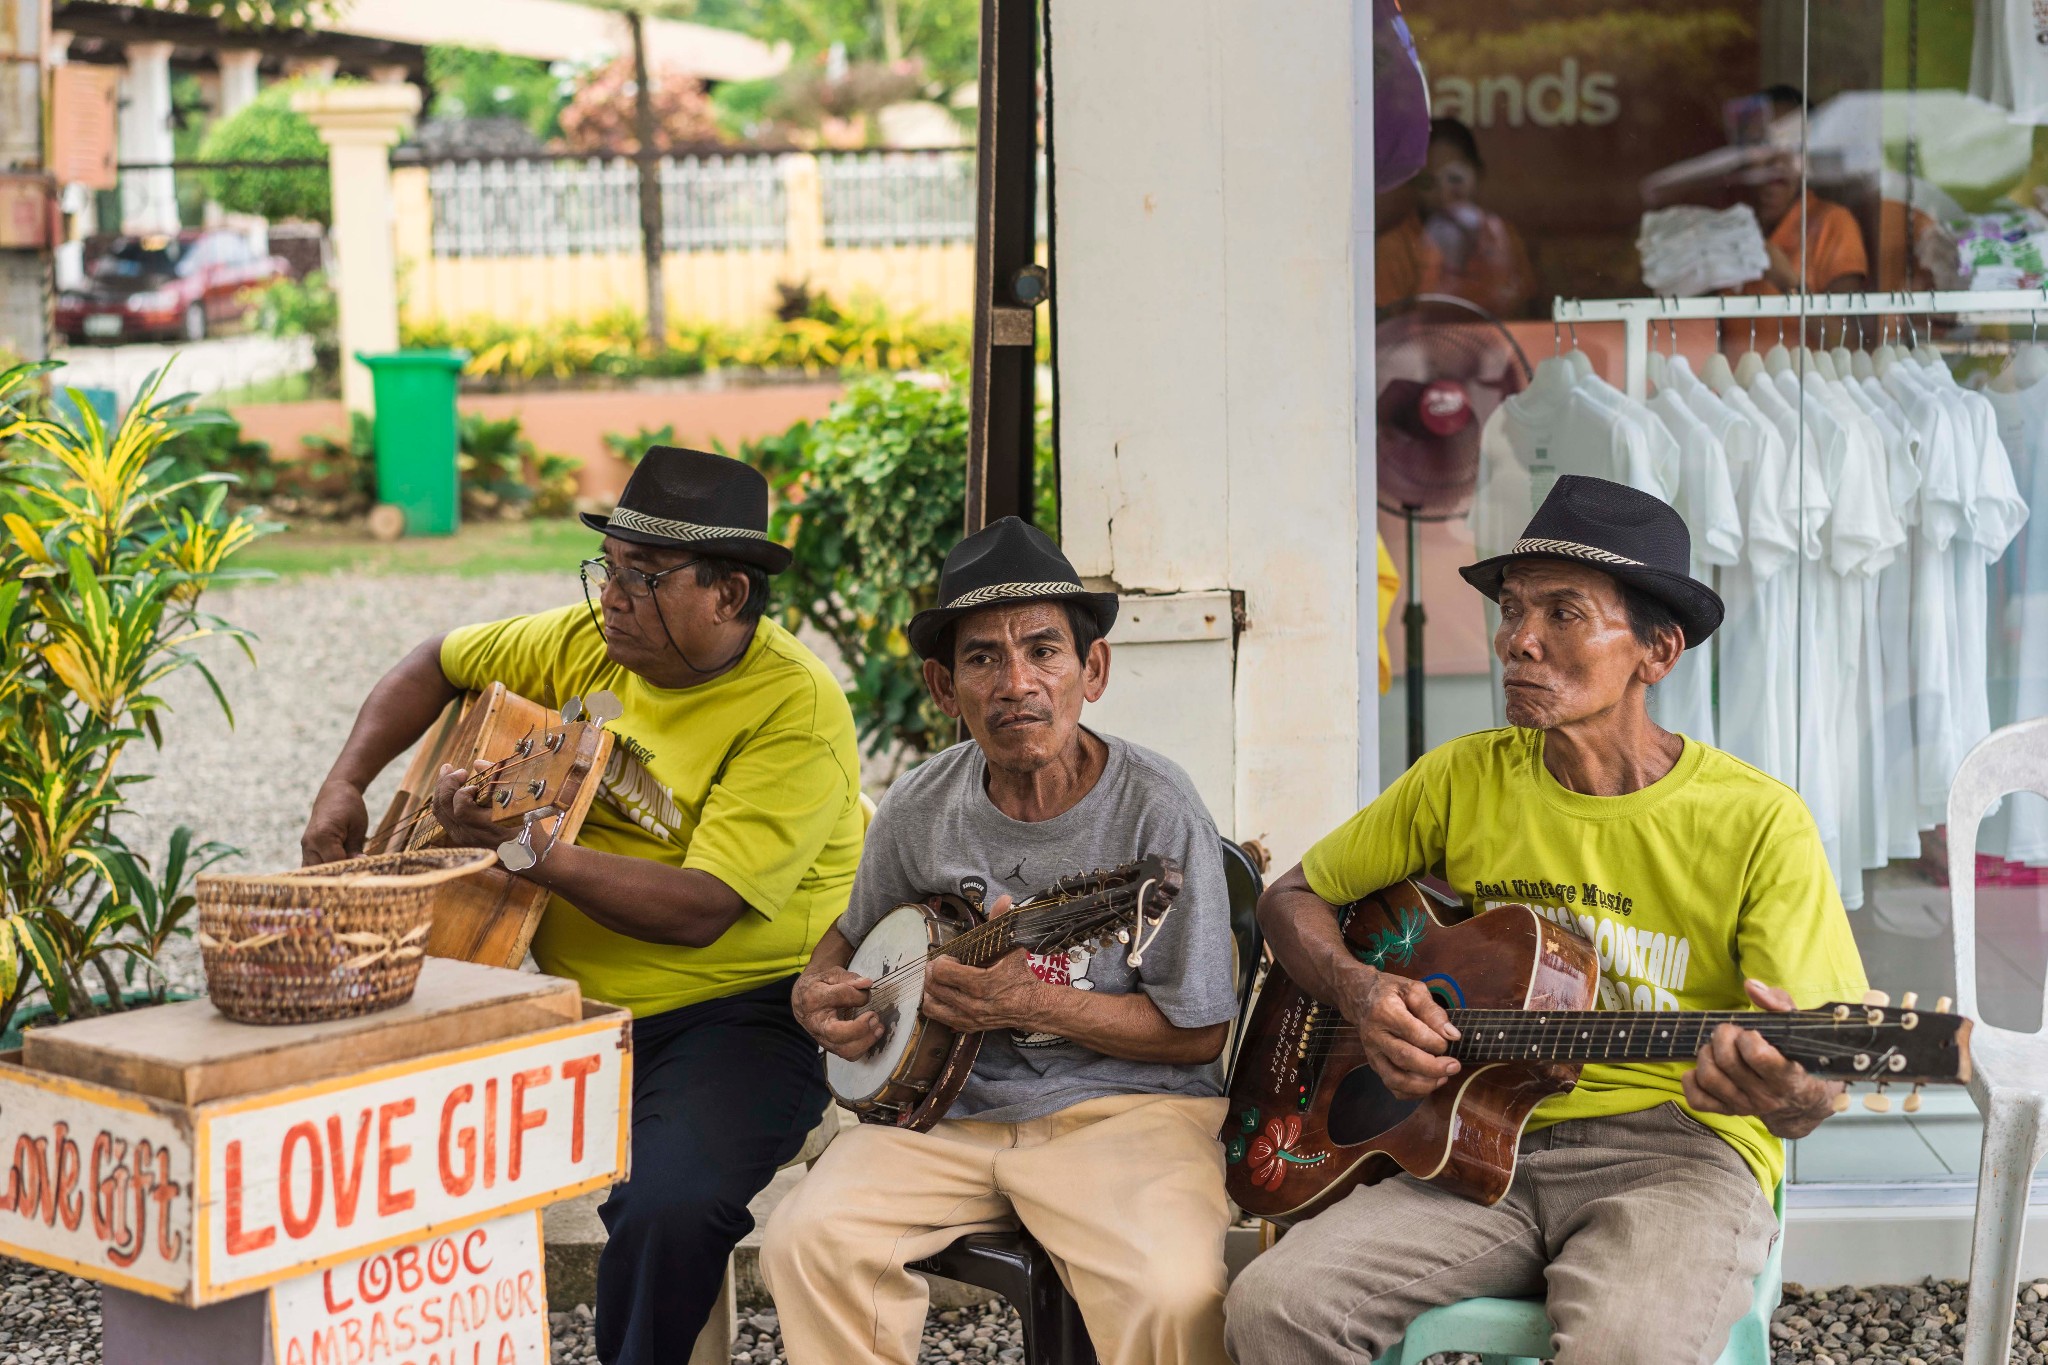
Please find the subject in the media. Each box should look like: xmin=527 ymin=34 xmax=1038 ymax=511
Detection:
xmin=203 ymin=371 xmax=319 ymax=407
xmin=235 ymin=517 xmax=595 ymax=579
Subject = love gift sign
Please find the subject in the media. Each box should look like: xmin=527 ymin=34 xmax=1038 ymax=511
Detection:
xmin=0 ymin=1004 xmax=630 ymax=1305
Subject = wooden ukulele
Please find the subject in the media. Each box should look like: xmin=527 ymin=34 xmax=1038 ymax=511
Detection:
xmin=366 ymin=682 xmax=617 ymax=968
xmin=829 ymin=856 xmax=1184 ymax=1131
xmin=1224 ymin=880 xmax=1975 ymax=1222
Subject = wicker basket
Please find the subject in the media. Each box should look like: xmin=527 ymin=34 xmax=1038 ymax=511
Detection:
xmin=197 ymin=849 xmax=497 ymax=1025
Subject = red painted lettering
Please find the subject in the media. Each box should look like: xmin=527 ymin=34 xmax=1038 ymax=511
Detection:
xmin=482 ymin=1078 xmax=498 ymax=1189
xmin=518 ymin=1267 xmax=538 ymax=1313
xmin=11 ymin=1136 xmax=50 ymax=1224
xmin=508 ymin=1066 xmax=550 ymax=1181
xmin=438 ymin=1086 xmax=476 ymax=1197
xmin=321 ymin=1266 xmax=354 ymax=1314
xmin=146 ymin=1143 xmax=181 ymax=1261
xmin=462 ymin=1226 xmax=491 ymax=1275
xmin=51 ymin=1122 xmax=82 ymax=1231
xmin=279 ymin=1122 xmax=324 ymax=1240
xmin=561 ymin=1054 xmax=601 ymax=1163
xmin=326 ymin=1110 xmax=372 ymax=1228
xmin=223 ymin=1139 xmax=275 ymax=1255
xmin=499 ymin=1333 xmax=519 ymax=1365
xmin=394 ymin=1243 xmax=423 ymax=1294
xmin=376 ymin=1100 xmax=416 ymax=1216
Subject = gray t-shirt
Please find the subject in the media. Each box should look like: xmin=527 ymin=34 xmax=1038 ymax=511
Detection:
xmin=837 ymin=731 xmax=1237 ymax=1123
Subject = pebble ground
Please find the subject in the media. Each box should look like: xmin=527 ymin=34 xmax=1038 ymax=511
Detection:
xmin=8 ymin=570 xmax=2034 ymax=1362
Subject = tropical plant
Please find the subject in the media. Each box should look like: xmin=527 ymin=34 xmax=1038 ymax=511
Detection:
xmin=198 ymin=82 xmax=333 ymax=223
xmin=0 ymin=361 xmax=273 ymax=1030
xmin=602 ymin=423 xmax=677 ymax=467
xmin=426 ymin=45 xmax=576 ymax=139
xmin=458 ymin=411 xmax=583 ymax=519
xmin=250 ymin=270 xmax=340 ymax=385
xmin=557 ymin=57 xmax=726 ymax=153
xmin=763 ymin=372 xmax=967 ymax=762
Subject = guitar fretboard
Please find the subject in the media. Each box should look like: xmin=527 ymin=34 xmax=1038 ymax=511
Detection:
xmin=1447 ymin=1010 xmax=1830 ymax=1064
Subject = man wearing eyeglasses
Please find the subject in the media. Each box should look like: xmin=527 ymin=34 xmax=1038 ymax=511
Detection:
xmin=299 ymin=447 xmax=864 ymax=1365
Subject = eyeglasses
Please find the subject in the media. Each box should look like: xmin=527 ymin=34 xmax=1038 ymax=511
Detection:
xmin=579 ymin=556 xmax=701 ymax=602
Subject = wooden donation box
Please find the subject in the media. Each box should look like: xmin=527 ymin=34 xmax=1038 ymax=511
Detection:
xmin=0 ymin=960 xmax=630 ymax=1364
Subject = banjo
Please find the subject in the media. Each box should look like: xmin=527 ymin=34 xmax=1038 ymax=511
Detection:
xmin=828 ymin=856 xmax=1184 ymax=1130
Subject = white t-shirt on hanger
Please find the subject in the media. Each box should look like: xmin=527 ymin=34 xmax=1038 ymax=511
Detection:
xmin=1647 ymin=387 xmax=1742 ymax=745
xmin=1985 ymin=374 xmax=2048 ymax=863
xmin=1711 ymin=380 xmax=1806 ymax=782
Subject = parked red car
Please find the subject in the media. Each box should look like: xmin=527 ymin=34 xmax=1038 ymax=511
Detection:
xmin=56 ymin=230 xmax=290 ymax=344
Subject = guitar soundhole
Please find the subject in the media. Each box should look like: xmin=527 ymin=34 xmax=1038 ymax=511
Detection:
xmin=1326 ymin=1065 xmax=1422 ymax=1147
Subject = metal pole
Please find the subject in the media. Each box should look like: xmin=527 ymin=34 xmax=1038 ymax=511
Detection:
xmin=965 ymin=0 xmax=1040 ymax=532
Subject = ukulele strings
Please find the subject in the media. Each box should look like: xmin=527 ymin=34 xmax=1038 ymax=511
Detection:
xmin=381 ymin=727 xmax=572 ymax=840
xmin=1286 ymin=1009 xmax=1923 ymax=1043
xmin=859 ymin=894 xmax=1151 ymax=1010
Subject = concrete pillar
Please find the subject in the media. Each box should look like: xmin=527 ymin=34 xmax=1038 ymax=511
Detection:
xmin=217 ymin=48 xmax=261 ymax=117
xmin=284 ymin=54 xmax=339 ymax=83
xmin=368 ymin=63 xmax=411 ymax=86
xmin=118 ymin=40 xmax=179 ymax=234
xmin=781 ymin=153 xmax=823 ymax=293
xmin=48 ymin=29 xmax=70 ymax=64
xmin=294 ymin=82 xmax=421 ymax=414
xmin=1050 ymin=0 xmax=1368 ymax=861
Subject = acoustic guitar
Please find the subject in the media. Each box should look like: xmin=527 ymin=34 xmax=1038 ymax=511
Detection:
xmin=366 ymin=683 xmax=617 ymax=968
xmin=1224 ymin=880 xmax=1975 ymax=1223
xmin=829 ymin=856 xmax=1184 ymax=1131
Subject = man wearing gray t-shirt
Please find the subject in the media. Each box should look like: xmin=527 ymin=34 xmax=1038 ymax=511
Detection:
xmin=761 ymin=517 xmax=1238 ymax=1365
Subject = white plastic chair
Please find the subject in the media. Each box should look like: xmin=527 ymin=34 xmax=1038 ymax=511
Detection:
xmin=1949 ymin=716 xmax=2048 ymax=1365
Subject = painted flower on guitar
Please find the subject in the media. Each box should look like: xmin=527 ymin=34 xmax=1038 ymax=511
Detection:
xmin=1247 ymin=1114 xmax=1328 ymax=1191
xmin=1353 ymin=906 xmax=1428 ymax=971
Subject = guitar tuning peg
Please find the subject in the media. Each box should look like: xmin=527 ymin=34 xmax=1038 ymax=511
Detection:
xmin=560 ymin=695 xmax=585 ymax=724
xmin=1863 ymin=989 xmax=1891 ymax=1008
xmin=1864 ymin=1085 xmax=1892 ymax=1113
xmin=1900 ymin=991 xmax=1918 ymax=1010
xmin=1833 ymin=1089 xmax=1852 ymax=1114
xmin=1904 ymin=1084 xmax=1924 ymax=1114
xmin=1936 ymin=996 xmax=1953 ymax=1014
xmin=585 ymin=690 xmax=623 ymax=725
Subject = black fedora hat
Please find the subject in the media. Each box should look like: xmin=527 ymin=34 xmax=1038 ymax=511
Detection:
xmin=580 ymin=446 xmax=792 ymax=574
xmin=1459 ymin=474 xmax=1724 ymax=647
xmin=906 ymin=517 xmax=1119 ymax=661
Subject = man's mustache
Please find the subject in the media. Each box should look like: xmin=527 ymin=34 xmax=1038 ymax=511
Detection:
xmin=985 ymin=706 xmax=1053 ymax=729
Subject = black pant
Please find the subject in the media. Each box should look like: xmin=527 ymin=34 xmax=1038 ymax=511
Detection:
xmin=596 ymin=975 xmax=828 ymax=1365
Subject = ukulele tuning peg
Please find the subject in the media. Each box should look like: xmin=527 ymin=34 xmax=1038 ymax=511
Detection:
xmin=1904 ymin=1084 xmax=1924 ymax=1115
xmin=1864 ymin=1085 xmax=1892 ymax=1114
xmin=1863 ymin=989 xmax=1891 ymax=1008
xmin=1833 ymin=1090 xmax=1852 ymax=1114
xmin=1900 ymin=991 xmax=1919 ymax=1010
xmin=1936 ymin=996 xmax=1954 ymax=1015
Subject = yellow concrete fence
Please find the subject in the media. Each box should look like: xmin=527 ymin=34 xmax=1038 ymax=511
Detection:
xmin=391 ymin=151 xmax=983 ymax=329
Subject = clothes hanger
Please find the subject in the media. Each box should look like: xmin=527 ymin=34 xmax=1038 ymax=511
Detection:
xmin=1702 ymin=311 xmax=1738 ymax=393
xmin=1830 ymin=312 xmax=1857 ymax=380
xmin=1528 ymin=317 xmax=1578 ymax=402
xmin=1874 ymin=309 xmax=1900 ymax=375
xmin=2015 ymin=305 xmax=2048 ymax=387
xmin=1565 ymin=318 xmax=1594 ymax=382
xmin=1734 ymin=313 xmax=1766 ymax=386
xmin=1646 ymin=319 xmax=1671 ymax=393
xmin=1807 ymin=316 xmax=1839 ymax=382
xmin=1764 ymin=316 xmax=1793 ymax=375
xmin=1850 ymin=310 xmax=1877 ymax=382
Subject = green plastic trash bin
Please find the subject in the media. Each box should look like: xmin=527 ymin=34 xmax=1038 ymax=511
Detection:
xmin=356 ymin=349 xmax=469 ymax=537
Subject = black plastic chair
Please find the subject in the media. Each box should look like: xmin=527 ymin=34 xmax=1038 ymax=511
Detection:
xmin=908 ymin=839 xmax=1268 ymax=1365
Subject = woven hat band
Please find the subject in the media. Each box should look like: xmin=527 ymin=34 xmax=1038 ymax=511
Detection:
xmin=607 ymin=506 xmax=771 ymax=544
xmin=942 ymin=579 xmax=1089 ymax=611
xmin=1510 ymin=537 xmax=1644 ymax=569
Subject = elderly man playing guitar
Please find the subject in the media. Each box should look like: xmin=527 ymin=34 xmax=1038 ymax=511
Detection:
xmin=299 ymin=448 xmax=864 ymax=1365
xmin=1226 ymin=477 xmax=1868 ymax=1365
xmin=763 ymin=516 xmax=1241 ymax=1365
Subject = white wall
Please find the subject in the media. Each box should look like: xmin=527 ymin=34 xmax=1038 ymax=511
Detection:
xmin=1051 ymin=0 xmax=1372 ymax=865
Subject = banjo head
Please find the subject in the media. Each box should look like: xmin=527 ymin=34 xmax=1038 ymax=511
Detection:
xmin=827 ymin=904 xmax=936 ymax=1106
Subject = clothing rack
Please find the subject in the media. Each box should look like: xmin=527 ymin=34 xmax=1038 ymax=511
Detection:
xmin=1551 ymin=290 xmax=2048 ymax=400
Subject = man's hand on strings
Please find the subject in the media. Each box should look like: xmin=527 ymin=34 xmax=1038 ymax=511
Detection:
xmin=301 ymin=779 xmax=369 ymax=866
xmin=429 ymin=764 xmax=506 ymax=851
xmin=794 ymin=966 xmax=883 ymax=1061
xmin=1684 ymin=978 xmax=1842 ymax=1139
xmin=923 ymin=896 xmax=1052 ymax=1034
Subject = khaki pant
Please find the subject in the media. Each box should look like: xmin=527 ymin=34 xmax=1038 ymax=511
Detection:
xmin=1224 ymin=1104 xmax=1778 ymax=1365
xmin=761 ymin=1093 xmax=1233 ymax=1365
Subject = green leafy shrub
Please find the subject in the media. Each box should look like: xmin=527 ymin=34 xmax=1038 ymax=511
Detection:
xmin=199 ymin=83 xmax=332 ymax=223
xmin=250 ymin=270 xmax=340 ymax=385
xmin=0 ymin=362 xmax=273 ymax=1027
xmin=602 ymin=424 xmax=677 ymax=468
xmin=401 ymin=293 xmax=972 ymax=386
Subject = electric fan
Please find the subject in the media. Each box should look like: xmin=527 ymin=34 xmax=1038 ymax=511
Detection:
xmin=1377 ymin=293 xmax=1531 ymax=765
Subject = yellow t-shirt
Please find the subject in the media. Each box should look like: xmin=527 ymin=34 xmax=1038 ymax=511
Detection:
xmin=440 ymin=607 xmax=863 ymax=1017
xmin=1301 ymin=727 xmax=1867 ymax=1192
